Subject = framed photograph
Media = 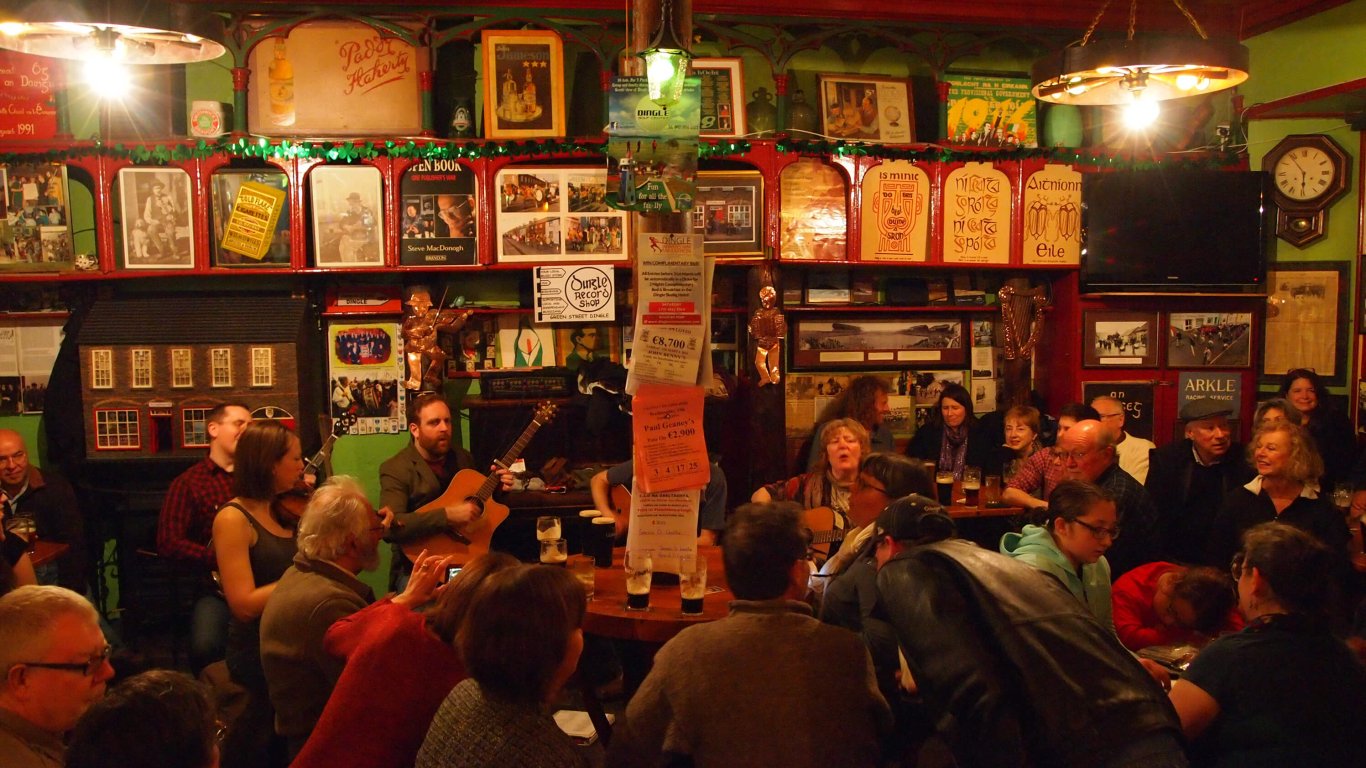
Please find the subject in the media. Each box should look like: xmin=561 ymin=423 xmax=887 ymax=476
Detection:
xmin=481 ymin=29 xmax=566 ymax=140
xmin=118 ymin=167 xmax=195 ymax=270
xmin=1263 ymin=261 xmax=1348 ymax=386
xmin=817 ymin=74 xmax=914 ymax=144
xmin=552 ymin=323 xmax=621 ymax=370
xmin=691 ymin=170 xmax=764 ymax=256
xmin=1 ymin=163 xmax=75 ymax=273
xmin=210 ymin=169 xmax=291 ymax=268
xmin=310 ymin=165 xmax=384 ymax=268
xmin=689 ymin=57 xmax=745 ymax=138
xmin=904 ymin=370 xmax=967 ymax=406
xmin=1082 ymin=311 xmax=1159 ymax=368
xmin=792 ymin=317 xmax=964 ymax=370
xmin=1165 ymin=312 xmax=1253 ymax=368
xmin=494 ymin=166 xmax=627 ymax=263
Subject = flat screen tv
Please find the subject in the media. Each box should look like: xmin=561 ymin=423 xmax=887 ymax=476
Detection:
xmin=1080 ymin=169 xmax=1270 ymax=294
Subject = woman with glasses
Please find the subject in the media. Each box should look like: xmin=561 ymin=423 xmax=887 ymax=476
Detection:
xmin=1278 ymin=368 xmax=1355 ymax=488
xmin=1168 ymin=523 xmax=1366 ymax=766
xmin=212 ymin=420 xmax=301 ymax=768
xmin=1000 ymin=480 xmax=1118 ymax=633
xmin=1206 ymin=421 xmax=1347 ymax=570
xmin=905 ymin=383 xmax=1000 ymax=480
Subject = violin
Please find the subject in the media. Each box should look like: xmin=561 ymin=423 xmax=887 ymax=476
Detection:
xmin=271 ymin=413 xmax=357 ymax=529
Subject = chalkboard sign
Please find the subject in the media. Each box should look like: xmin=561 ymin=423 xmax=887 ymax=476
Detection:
xmin=1082 ymin=381 xmax=1154 ymax=441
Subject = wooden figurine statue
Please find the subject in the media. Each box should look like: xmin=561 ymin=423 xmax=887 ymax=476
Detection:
xmin=402 ymin=288 xmax=472 ymax=391
xmin=749 ymin=284 xmax=786 ymax=386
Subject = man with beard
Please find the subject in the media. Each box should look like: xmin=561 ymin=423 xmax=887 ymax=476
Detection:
xmin=259 ymin=476 xmax=447 ymax=758
xmin=378 ymin=393 xmax=512 ymax=590
xmin=1146 ymin=399 xmax=1253 ymax=565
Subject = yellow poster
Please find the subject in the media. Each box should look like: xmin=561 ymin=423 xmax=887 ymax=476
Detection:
xmin=942 ymin=162 xmax=1012 ymax=265
xmin=221 ymin=181 xmax=286 ymax=261
xmin=1021 ymin=164 xmax=1081 ymax=266
xmin=859 ymin=160 xmax=930 ymax=262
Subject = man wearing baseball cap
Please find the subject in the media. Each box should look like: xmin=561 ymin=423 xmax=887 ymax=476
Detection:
xmin=1145 ymin=398 xmax=1254 ymax=565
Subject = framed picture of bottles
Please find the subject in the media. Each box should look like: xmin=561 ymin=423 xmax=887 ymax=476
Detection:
xmin=481 ymin=29 xmax=566 ymax=140
xmin=246 ymin=20 xmax=423 ymax=136
xmin=688 ymin=57 xmax=745 ymax=138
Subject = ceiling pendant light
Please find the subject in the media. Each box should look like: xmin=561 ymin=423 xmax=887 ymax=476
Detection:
xmin=1031 ymin=0 xmax=1248 ymax=107
xmin=0 ymin=1 xmax=226 ymax=65
xmin=637 ymin=0 xmax=692 ymax=108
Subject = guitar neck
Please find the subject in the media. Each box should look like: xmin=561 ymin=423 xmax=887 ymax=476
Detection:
xmin=474 ymin=416 xmax=547 ymax=502
xmin=304 ymin=433 xmax=339 ymax=476
xmin=810 ymin=529 xmax=842 ymax=545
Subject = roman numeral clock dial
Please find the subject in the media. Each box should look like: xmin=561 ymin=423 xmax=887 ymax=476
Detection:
xmin=1262 ymin=134 xmax=1349 ymax=248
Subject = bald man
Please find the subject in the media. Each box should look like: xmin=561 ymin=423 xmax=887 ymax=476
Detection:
xmin=0 ymin=430 xmax=84 ymax=592
xmin=1089 ymin=396 xmax=1155 ymax=484
xmin=1055 ymin=420 xmax=1159 ymax=578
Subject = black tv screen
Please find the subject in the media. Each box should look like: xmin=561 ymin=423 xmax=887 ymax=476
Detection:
xmin=1081 ymin=169 xmax=1270 ymax=294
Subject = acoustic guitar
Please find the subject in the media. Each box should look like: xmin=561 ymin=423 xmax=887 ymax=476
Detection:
xmin=401 ymin=401 xmax=558 ymax=564
xmin=801 ymin=506 xmax=843 ymax=560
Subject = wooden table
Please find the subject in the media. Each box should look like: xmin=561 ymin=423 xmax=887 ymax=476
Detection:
xmin=30 ymin=540 xmax=69 ymax=568
xmin=582 ymin=545 xmax=733 ymax=644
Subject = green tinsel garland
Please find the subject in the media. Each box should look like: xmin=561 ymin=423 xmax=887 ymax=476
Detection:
xmin=0 ymin=136 xmax=1240 ymax=169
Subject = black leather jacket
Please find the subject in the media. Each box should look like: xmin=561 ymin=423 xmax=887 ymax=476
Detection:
xmin=876 ymin=539 xmax=1182 ymax=768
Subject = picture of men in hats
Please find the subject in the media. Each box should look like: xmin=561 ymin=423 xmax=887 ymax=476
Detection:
xmin=311 ymin=166 xmax=384 ymax=266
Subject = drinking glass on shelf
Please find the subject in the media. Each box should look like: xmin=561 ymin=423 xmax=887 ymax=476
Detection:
xmin=962 ymin=467 xmax=982 ymax=508
xmin=539 ymin=538 xmax=568 ymax=566
xmin=535 ymin=515 xmax=562 ymax=542
xmin=624 ymin=552 xmax=652 ymax=611
xmin=679 ymin=556 xmax=707 ymax=615
xmin=568 ymin=555 xmax=595 ymax=600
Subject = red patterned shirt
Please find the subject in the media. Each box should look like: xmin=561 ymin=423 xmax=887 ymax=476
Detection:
xmin=157 ymin=457 xmax=233 ymax=567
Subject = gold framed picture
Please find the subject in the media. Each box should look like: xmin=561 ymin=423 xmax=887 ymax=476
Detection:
xmin=481 ymin=29 xmax=566 ymax=140
xmin=816 ymin=74 xmax=914 ymax=144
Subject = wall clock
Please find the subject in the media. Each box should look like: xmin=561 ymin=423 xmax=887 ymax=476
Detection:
xmin=1261 ymin=133 xmax=1350 ymax=248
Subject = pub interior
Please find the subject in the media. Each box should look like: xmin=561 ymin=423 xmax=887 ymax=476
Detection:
xmin=2 ymin=1 xmax=1366 ymax=766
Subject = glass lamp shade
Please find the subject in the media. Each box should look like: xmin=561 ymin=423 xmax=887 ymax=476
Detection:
xmin=641 ymin=47 xmax=690 ymax=107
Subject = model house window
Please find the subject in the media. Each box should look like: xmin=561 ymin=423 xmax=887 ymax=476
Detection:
xmin=91 ymin=349 xmax=113 ymax=389
xmin=181 ymin=407 xmax=211 ymax=447
xmin=210 ymin=348 xmax=231 ymax=387
xmin=729 ymin=202 xmax=751 ymax=228
xmin=94 ymin=409 xmax=140 ymax=450
xmin=250 ymin=347 xmax=273 ymax=387
xmin=171 ymin=349 xmax=193 ymax=388
xmin=131 ymin=348 xmax=153 ymax=389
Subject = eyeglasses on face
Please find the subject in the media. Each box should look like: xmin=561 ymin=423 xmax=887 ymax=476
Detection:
xmin=1055 ymin=449 xmax=1095 ymax=462
xmin=17 ymin=645 xmax=112 ymax=677
xmin=1070 ymin=518 xmax=1120 ymax=541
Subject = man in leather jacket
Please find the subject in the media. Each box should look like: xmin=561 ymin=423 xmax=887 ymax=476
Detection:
xmin=873 ymin=496 xmax=1188 ymax=768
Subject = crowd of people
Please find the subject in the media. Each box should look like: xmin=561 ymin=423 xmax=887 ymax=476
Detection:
xmin=2 ymin=366 xmax=1366 ymax=767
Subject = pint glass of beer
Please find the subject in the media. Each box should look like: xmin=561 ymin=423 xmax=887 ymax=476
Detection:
xmin=624 ymin=552 xmax=652 ymax=611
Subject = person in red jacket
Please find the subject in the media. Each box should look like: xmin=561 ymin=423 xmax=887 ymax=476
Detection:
xmin=291 ymin=552 xmax=519 ymax=768
xmin=1112 ymin=560 xmax=1241 ymax=651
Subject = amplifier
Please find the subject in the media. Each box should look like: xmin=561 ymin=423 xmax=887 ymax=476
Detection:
xmin=479 ymin=368 xmax=573 ymax=400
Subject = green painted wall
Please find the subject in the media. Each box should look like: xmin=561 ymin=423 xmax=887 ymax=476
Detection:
xmin=1245 ymin=0 xmax=1366 ymax=393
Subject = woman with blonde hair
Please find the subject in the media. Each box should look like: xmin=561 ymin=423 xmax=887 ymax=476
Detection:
xmin=1207 ymin=421 xmax=1346 ymax=568
xmin=753 ymin=418 xmax=868 ymax=551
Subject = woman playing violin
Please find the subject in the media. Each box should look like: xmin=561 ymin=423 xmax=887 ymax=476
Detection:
xmin=213 ymin=420 xmax=301 ymax=765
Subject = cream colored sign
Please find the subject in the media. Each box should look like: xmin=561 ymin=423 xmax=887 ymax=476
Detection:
xmin=942 ymin=162 xmax=1011 ymax=265
xmin=859 ymin=161 xmax=930 ymax=262
xmin=1022 ymin=164 xmax=1081 ymax=266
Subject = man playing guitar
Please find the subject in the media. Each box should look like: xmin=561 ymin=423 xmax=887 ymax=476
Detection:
xmin=379 ymin=393 xmax=512 ymax=590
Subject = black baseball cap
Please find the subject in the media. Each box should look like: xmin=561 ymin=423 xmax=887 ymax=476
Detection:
xmin=874 ymin=494 xmax=955 ymax=542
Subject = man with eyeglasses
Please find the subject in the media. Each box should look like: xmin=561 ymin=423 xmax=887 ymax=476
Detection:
xmin=1091 ymin=396 xmax=1156 ymax=484
xmin=0 ymin=585 xmax=114 ymax=768
xmin=1001 ymin=402 xmax=1099 ymax=513
xmin=1056 ymin=419 xmax=1159 ymax=578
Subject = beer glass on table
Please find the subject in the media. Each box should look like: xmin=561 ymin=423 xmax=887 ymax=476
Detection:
xmin=569 ymin=555 xmax=595 ymax=599
xmin=962 ymin=467 xmax=982 ymax=508
xmin=624 ymin=552 xmax=652 ymax=611
xmin=935 ymin=470 xmax=955 ymax=507
xmin=679 ymin=556 xmax=707 ymax=615
xmin=9 ymin=516 xmax=37 ymax=552
xmin=535 ymin=515 xmax=562 ymax=542
xmin=540 ymin=538 xmax=568 ymax=566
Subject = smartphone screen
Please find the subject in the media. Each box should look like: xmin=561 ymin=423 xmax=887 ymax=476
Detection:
xmin=446 ymin=565 xmax=462 ymax=582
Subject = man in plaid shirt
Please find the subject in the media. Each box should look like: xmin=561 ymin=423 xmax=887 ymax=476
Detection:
xmin=157 ymin=402 xmax=250 ymax=672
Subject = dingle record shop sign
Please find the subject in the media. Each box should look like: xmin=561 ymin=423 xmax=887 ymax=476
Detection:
xmin=534 ymin=265 xmax=617 ymax=323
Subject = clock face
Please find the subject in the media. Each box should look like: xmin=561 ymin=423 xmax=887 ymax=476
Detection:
xmin=1273 ymin=146 xmax=1337 ymax=202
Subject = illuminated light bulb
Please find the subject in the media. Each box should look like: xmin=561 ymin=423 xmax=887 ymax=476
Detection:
xmin=642 ymin=48 xmax=687 ymax=107
xmin=84 ymin=57 xmax=130 ymax=100
xmin=0 ymin=22 xmax=26 ymax=37
xmin=1195 ymin=76 xmax=1210 ymax=91
xmin=1175 ymin=73 xmax=1200 ymax=91
xmin=1123 ymin=95 xmax=1159 ymax=129
xmin=1065 ymin=81 xmax=1089 ymax=97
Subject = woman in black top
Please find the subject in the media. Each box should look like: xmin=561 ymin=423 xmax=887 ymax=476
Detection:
xmin=905 ymin=383 xmax=999 ymax=479
xmin=1278 ymin=368 xmax=1356 ymax=489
